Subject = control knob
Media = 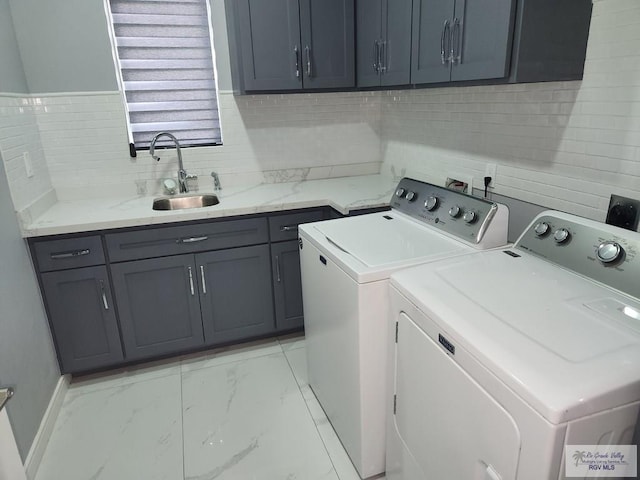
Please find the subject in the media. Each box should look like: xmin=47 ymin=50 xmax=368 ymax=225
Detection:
xmin=534 ymin=222 xmax=550 ymax=237
xmin=553 ymin=228 xmax=571 ymax=244
xmin=449 ymin=205 xmax=462 ymax=218
xmin=596 ymin=241 xmax=624 ymax=264
xmin=463 ymin=211 xmax=477 ymax=224
xmin=406 ymin=191 xmax=417 ymax=202
xmin=424 ymin=196 xmax=439 ymax=211
xmin=395 ymin=188 xmax=406 ymax=198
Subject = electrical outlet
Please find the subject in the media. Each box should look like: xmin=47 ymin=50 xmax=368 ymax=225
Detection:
xmin=485 ymin=163 xmax=497 ymax=184
xmin=23 ymin=152 xmax=34 ymax=178
xmin=606 ymin=194 xmax=640 ymax=231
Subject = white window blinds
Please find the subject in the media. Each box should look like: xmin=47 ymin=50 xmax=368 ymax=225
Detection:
xmin=107 ymin=0 xmax=222 ymax=150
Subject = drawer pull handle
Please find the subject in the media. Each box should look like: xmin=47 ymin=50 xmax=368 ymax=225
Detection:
xmin=280 ymin=225 xmax=298 ymax=232
xmin=100 ymin=280 xmax=109 ymax=310
xmin=188 ymin=267 xmax=195 ymax=296
xmin=275 ymin=256 xmax=281 ymax=282
xmin=179 ymin=236 xmax=208 ymax=244
xmin=50 ymin=249 xmax=90 ymax=260
xmin=200 ymin=265 xmax=207 ymax=294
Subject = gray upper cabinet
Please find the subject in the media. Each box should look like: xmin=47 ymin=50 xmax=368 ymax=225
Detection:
xmin=111 ymin=255 xmax=204 ymax=361
xmin=41 ymin=266 xmax=123 ymax=374
xmin=412 ymin=0 xmax=515 ymax=84
xmin=235 ymin=0 xmax=301 ymax=91
xmin=357 ymin=0 xmax=413 ymax=87
xmin=226 ymin=0 xmax=355 ymax=92
xmin=449 ymin=0 xmax=515 ymax=82
xmin=198 ymin=245 xmax=274 ymax=345
xmin=299 ymin=0 xmax=355 ymax=89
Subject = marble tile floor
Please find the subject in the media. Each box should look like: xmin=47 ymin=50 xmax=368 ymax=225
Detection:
xmin=34 ymin=334 xmax=381 ymax=480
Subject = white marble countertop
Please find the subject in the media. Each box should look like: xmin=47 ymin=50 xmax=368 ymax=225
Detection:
xmin=22 ymin=175 xmax=398 ymax=237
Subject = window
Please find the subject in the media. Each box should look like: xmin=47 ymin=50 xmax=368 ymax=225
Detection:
xmin=105 ymin=0 xmax=222 ymax=153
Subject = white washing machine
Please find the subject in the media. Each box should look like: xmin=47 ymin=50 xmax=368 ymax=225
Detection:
xmin=299 ymin=177 xmax=509 ymax=478
xmin=387 ymin=211 xmax=640 ymax=480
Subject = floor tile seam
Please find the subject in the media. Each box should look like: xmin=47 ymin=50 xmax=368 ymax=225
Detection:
xmin=179 ymin=349 xmax=285 ymax=376
xmin=282 ymin=349 xmax=342 ymax=479
xmin=66 ymin=370 xmax=183 ymax=399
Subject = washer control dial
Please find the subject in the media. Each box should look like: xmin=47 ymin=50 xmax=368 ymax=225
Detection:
xmin=553 ymin=228 xmax=571 ymax=244
xmin=395 ymin=188 xmax=406 ymax=198
xmin=463 ymin=211 xmax=477 ymax=224
xmin=424 ymin=196 xmax=439 ymax=211
xmin=596 ymin=241 xmax=624 ymax=264
xmin=534 ymin=222 xmax=550 ymax=237
xmin=406 ymin=191 xmax=417 ymax=202
xmin=449 ymin=205 xmax=462 ymax=218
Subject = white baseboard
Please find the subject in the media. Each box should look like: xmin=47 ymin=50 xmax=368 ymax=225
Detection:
xmin=24 ymin=375 xmax=70 ymax=480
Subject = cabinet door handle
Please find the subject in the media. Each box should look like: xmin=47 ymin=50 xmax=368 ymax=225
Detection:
xmin=451 ymin=18 xmax=461 ymax=64
xmin=280 ymin=225 xmax=298 ymax=232
xmin=179 ymin=236 xmax=208 ymax=244
xmin=305 ymin=45 xmax=312 ymax=77
xmin=275 ymin=255 xmax=281 ymax=283
xmin=294 ymin=45 xmax=300 ymax=78
xmin=99 ymin=280 xmax=109 ymax=310
xmin=441 ymin=19 xmax=451 ymax=65
xmin=50 ymin=249 xmax=90 ymax=260
xmin=380 ymin=40 xmax=387 ymax=73
xmin=200 ymin=265 xmax=207 ymax=294
xmin=373 ymin=40 xmax=380 ymax=73
xmin=188 ymin=267 xmax=195 ymax=296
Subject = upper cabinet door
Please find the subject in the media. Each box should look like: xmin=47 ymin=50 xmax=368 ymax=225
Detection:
xmin=299 ymin=0 xmax=355 ymax=89
xmin=356 ymin=0 xmax=383 ymax=87
xmin=411 ymin=0 xmax=455 ymax=84
xmin=450 ymin=0 xmax=515 ymax=82
xmin=236 ymin=0 xmax=302 ymax=91
xmin=380 ymin=0 xmax=413 ymax=86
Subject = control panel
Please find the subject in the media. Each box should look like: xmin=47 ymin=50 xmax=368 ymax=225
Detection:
xmin=516 ymin=213 xmax=640 ymax=299
xmin=389 ymin=178 xmax=505 ymax=245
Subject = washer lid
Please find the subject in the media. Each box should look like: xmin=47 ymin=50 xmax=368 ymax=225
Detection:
xmin=390 ymin=249 xmax=640 ymax=424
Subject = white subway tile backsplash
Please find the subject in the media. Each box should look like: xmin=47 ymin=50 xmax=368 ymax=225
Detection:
xmin=380 ymin=0 xmax=640 ymax=222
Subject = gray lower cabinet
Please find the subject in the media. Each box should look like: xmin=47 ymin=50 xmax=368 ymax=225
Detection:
xmin=357 ymin=0 xmax=413 ymax=87
xmin=41 ymin=266 xmax=123 ymax=373
xmin=226 ymin=0 xmax=354 ymax=92
xmin=271 ymin=240 xmax=304 ymax=331
xmin=110 ymin=255 xmax=204 ymax=361
xmin=198 ymin=245 xmax=275 ymax=344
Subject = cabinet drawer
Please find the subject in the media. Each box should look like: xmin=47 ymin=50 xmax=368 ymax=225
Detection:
xmin=106 ymin=218 xmax=269 ymax=262
xmin=33 ymin=236 xmax=105 ymax=272
xmin=269 ymin=210 xmax=325 ymax=242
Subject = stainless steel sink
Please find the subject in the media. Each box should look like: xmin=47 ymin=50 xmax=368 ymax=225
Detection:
xmin=152 ymin=194 xmax=220 ymax=211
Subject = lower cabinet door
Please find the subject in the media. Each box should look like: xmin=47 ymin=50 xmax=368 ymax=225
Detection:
xmin=110 ymin=255 xmax=204 ymax=361
xmin=41 ymin=266 xmax=123 ymax=373
xmin=271 ymin=240 xmax=305 ymax=331
xmin=197 ymin=245 xmax=275 ymax=345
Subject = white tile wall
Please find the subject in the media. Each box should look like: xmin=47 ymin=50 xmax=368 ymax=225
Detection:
xmin=380 ymin=0 xmax=640 ymax=221
xmin=36 ymin=90 xmax=382 ymax=199
xmin=5 ymin=0 xmax=639 ymax=222
xmin=0 ymin=95 xmax=55 ymax=215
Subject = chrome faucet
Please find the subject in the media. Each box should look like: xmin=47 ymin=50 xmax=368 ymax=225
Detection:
xmin=149 ymin=132 xmax=195 ymax=193
xmin=211 ymin=171 xmax=222 ymax=191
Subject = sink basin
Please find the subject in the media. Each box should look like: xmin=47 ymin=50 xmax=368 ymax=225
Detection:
xmin=152 ymin=194 xmax=220 ymax=211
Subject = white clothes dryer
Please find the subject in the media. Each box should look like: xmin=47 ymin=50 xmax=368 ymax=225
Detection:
xmin=299 ymin=177 xmax=509 ymax=478
xmin=387 ymin=211 xmax=640 ymax=480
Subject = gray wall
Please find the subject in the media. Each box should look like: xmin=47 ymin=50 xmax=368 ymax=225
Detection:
xmin=0 ymin=0 xmax=28 ymax=93
xmin=5 ymin=0 xmax=232 ymax=94
xmin=0 ymin=152 xmax=60 ymax=460
xmin=7 ymin=0 xmax=118 ymax=93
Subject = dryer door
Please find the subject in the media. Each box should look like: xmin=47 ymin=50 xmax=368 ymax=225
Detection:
xmin=392 ymin=312 xmax=521 ymax=479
